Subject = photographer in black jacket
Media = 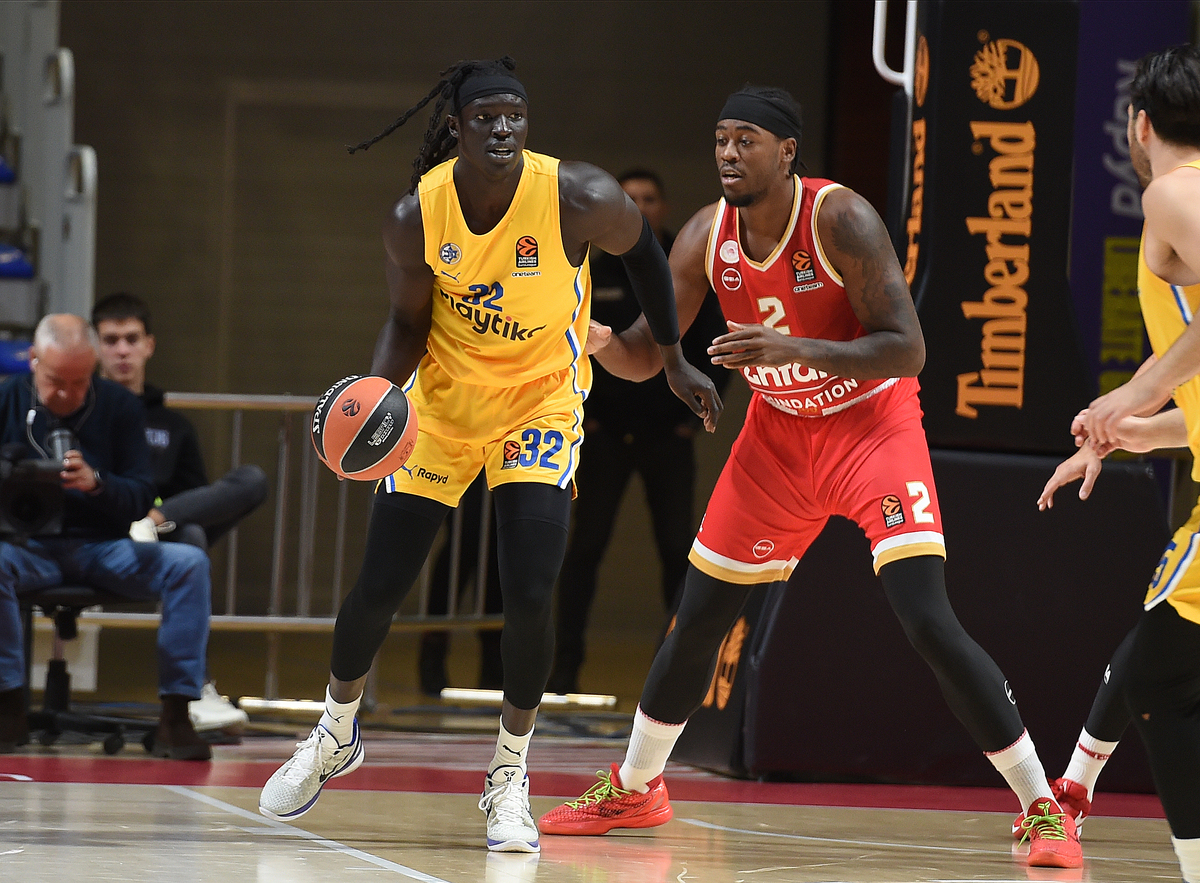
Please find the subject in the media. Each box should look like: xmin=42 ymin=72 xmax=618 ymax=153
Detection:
xmin=0 ymin=314 xmax=213 ymax=758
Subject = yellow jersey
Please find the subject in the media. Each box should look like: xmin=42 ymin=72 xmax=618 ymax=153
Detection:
xmin=1138 ymin=160 xmax=1200 ymax=624
xmin=1137 ymin=182 xmax=1200 ymax=481
xmin=418 ymin=150 xmax=592 ymax=391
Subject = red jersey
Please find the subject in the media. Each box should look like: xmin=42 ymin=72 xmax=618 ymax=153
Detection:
xmin=704 ymin=176 xmax=896 ymax=417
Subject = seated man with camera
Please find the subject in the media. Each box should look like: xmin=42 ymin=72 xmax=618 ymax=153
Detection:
xmin=0 ymin=314 xmax=213 ymax=759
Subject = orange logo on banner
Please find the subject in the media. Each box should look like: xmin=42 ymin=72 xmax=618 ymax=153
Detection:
xmin=914 ymin=35 xmax=929 ymax=107
xmin=971 ymin=38 xmax=1039 ymax=109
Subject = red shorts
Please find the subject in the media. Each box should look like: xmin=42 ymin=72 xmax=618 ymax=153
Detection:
xmin=690 ymin=377 xmax=946 ymax=583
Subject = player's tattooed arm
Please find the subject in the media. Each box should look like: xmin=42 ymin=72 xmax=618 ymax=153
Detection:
xmin=817 ymin=188 xmax=925 ymax=378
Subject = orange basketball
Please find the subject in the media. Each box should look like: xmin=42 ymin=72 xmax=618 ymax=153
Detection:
xmin=311 ymin=375 xmax=417 ymax=480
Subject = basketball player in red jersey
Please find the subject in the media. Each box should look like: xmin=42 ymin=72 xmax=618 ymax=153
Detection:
xmin=541 ymin=85 xmax=1082 ymax=869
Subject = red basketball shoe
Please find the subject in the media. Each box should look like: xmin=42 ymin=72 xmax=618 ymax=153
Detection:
xmin=1012 ymin=778 xmax=1092 ymax=838
xmin=1018 ymin=797 xmax=1083 ymax=869
xmin=538 ymin=764 xmax=673 ymax=835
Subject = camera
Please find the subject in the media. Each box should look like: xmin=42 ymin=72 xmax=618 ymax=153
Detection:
xmin=0 ymin=446 xmax=65 ymax=540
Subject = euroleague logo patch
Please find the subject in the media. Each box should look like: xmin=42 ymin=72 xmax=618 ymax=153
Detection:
xmin=721 ymin=267 xmax=742 ymax=290
xmin=792 ymin=250 xmax=815 ymax=283
xmin=340 ymin=397 xmax=361 ymax=417
xmin=752 ymin=539 xmax=775 ymax=559
xmin=502 ymin=439 xmax=521 ymax=470
xmin=439 ymin=242 xmax=462 ymax=265
xmin=881 ymin=494 xmax=905 ymax=529
xmin=516 ymin=235 xmax=538 ymax=268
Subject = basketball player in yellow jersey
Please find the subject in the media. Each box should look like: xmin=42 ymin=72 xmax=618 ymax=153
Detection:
xmin=1036 ymin=45 xmax=1200 ymax=883
xmin=258 ymin=57 xmax=721 ymax=852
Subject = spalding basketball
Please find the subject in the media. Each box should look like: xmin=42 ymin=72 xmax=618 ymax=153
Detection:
xmin=311 ymin=375 xmax=418 ymax=480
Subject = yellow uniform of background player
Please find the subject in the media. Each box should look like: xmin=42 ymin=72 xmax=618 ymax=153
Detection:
xmin=382 ymin=150 xmax=592 ymax=505
xmin=1037 ymin=48 xmax=1200 ymax=882
xmin=259 ymin=58 xmax=721 ymax=853
xmin=1140 ymin=207 xmax=1200 ymax=625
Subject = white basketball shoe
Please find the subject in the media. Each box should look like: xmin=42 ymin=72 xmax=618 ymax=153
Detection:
xmin=259 ymin=720 xmax=364 ymax=820
xmin=479 ymin=766 xmax=540 ymax=853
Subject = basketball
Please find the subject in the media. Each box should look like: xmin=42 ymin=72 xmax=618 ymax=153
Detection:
xmin=311 ymin=375 xmax=418 ymax=480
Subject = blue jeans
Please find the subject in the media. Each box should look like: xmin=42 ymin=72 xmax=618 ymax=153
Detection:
xmin=0 ymin=538 xmax=210 ymax=699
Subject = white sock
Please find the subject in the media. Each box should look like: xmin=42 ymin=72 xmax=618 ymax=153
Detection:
xmin=488 ymin=718 xmax=532 ymax=784
xmin=618 ymin=707 xmax=685 ymax=794
xmin=318 ymin=687 xmax=360 ymax=743
xmin=1062 ymin=727 xmax=1119 ymax=799
xmin=1174 ymin=836 xmax=1200 ymax=883
xmin=986 ymin=729 xmax=1054 ymax=811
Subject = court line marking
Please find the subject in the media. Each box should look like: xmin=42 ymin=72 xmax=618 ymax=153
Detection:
xmin=163 ymin=785 xmax=452 ymax=882
xmin=679 ymin=818 xmax=1178 ymax=866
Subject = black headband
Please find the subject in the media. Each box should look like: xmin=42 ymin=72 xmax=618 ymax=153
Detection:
xmin=718 ymin=92 xmax=802 ymax=143
xmin=455 ymin=73 xmax=528 ymax=114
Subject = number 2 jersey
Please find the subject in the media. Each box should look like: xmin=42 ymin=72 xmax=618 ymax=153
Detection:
xmin=704 ymin=175 xmax=899 ymax=416
xmin=691 ymin=176 xmax=943 ymax=581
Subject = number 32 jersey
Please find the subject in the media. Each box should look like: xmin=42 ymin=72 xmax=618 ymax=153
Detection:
xmin=704 ymin=175 xmax=897 ymax=417
xmin=419 ymin=150 xmax=592 ymax=391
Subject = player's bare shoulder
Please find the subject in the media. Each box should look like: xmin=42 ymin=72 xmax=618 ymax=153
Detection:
xmin=557 ymin=160 xmax=625 ymax=213
xmin=671 ymin=202 xmax=721 ymax=268
xmin=383 ymin=191 xmax=426 ymax=267
xmin=1142 ymin=164 xmax=1200 ymax=284
xmin=813 ymin=186 xmax=892 ymax=261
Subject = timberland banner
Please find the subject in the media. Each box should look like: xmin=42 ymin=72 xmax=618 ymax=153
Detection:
xmin=905 ymin=0 xmax=1089 ymax=453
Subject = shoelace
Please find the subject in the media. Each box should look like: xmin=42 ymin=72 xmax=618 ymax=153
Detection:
xmin=479 ymin=778 xmax=531 ymax=826
xmin=565 ymin=770 xmax=631 ymax=808
xmin=1019 ymin=800 xmax=1069 ymax=844
xmin=281 ymin=728 xmax=344 ymax=785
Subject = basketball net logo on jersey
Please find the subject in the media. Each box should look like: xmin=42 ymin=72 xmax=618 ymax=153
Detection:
xmin=706 ymin=178 xmax=895 ymax=417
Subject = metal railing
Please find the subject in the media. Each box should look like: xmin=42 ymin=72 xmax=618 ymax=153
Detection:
xmin=80 ymin=391 xmax=502 ymax=699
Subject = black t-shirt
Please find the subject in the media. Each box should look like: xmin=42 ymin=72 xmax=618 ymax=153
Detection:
xmin=587 ymin=233 xmax=730 ymax=435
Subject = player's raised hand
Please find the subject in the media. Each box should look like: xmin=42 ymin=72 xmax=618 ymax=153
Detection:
xmin=708 ymin=320 xmax=798 ymax=368
xmin=1037 ymin=444 xmax=1104 ymax=511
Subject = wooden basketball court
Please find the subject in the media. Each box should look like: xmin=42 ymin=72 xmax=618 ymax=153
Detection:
xmin=0 ymin=728 xmax=1178 ymax=883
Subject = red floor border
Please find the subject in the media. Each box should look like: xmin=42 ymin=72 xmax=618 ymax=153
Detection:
xmin=0 ymin=754 xmax=1166 ymax=820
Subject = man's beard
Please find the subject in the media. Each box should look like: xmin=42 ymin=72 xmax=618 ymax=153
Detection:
xmin=722 ymin=186 xmax=760 ymax=208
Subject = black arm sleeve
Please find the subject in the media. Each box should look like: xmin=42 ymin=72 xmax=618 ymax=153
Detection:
xmin=619 ymin=215 xmax=680 ymax=346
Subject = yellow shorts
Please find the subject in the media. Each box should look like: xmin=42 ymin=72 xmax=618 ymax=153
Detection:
xmin=1145 ymin=501 xmax=1200 ymax=627
xmin=379 ymin=359 xmax=587 ymax=507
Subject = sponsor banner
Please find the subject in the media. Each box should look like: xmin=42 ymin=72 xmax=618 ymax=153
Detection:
xmin=1067 ymin=0 xmax=1189 ymax=397
xmin=904 ymin=0 xmax=1090 ymax=453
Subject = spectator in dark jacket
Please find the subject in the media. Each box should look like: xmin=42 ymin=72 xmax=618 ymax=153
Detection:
xmin=0 ymin=314 xmax=212 ymax=758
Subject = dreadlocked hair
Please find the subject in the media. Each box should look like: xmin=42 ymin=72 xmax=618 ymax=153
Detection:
xmin=347 ymin=56 xmax=519 ymax=194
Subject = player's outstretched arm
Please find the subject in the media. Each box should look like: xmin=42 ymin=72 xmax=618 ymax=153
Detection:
xmin=373 ymin=195 xmax=435 ymax=384
xmin=560 ymin=162 xmax=722 ymax=431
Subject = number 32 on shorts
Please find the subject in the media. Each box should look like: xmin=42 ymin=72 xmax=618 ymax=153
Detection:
xmin=502 ymin=428 xmax=564 ymax=471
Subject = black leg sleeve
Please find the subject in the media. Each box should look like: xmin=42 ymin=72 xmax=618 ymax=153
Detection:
xmin=638 ymin=564 xmax=755 ymax=724
xmin=1125 ymin=601 xmax=1200 ymax=839
xmin=879 ymin=555 xmax=1025 ymax=752
xmin=1082 ymin=625 xmax=1137 ymax=743
xmin=330 ymin=491 xmax=448 ymax=682
xmin=493 ymin=482 xmax=572 ymax=710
